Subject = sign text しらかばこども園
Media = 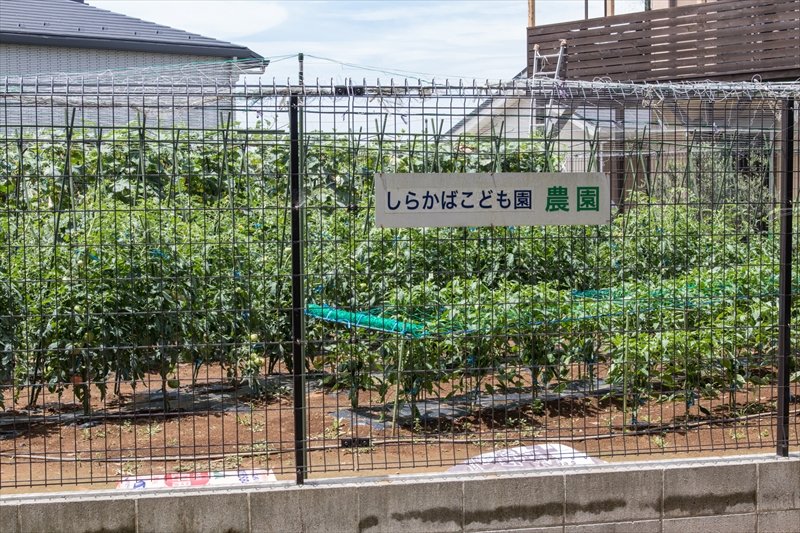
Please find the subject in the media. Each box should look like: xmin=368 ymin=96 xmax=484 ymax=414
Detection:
xmin=375 ymin=173 xmax=609 ymax=228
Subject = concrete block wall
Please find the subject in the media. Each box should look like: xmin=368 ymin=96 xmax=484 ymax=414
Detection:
xmin=1 ymin=454 xmax=798 ymax=533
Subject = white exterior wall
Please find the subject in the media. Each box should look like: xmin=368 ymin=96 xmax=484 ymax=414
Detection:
xmin=0 ymin=44 xmax=238 ymax=131
xmin=0 ymin=44 xmax=222 ymax=77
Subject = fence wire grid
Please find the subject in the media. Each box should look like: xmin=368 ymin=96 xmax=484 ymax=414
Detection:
xmin=1 ymin=67 xmax=799 ymax=488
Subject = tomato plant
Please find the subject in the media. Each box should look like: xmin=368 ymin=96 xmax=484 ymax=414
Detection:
xmin=0 ymin=123 xmax=791 ymax=424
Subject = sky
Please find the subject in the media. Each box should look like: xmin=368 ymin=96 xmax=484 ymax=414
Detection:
xmin=89 ymin=0 xmax=646 ymax=83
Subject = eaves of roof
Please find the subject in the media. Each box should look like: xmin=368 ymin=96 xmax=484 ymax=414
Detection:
xmin=0 ymin=31 xmax=263 ymax=60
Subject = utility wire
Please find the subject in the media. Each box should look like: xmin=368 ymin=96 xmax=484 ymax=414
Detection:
xmin=303 ymin=54 xmax=500 ymax=83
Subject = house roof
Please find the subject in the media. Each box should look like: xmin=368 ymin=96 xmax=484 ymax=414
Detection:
xmin=0 ymin=0 xmax=263 ymax=61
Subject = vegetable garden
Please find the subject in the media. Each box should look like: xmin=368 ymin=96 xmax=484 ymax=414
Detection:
xmin=1 ymin=78 xmax=798 ymax=488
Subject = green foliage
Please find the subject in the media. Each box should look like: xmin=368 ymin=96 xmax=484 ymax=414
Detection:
xmin=0 ymin=123 xmax=789 ymax=422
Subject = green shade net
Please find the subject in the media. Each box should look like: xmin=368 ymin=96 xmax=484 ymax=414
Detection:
xmin=306 ymin=303 xmax=428 ymax=338
xmin=307 ymin=270 xmax=786 ymax=337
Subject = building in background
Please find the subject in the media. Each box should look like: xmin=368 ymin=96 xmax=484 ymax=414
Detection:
xmin=0 ymin=0 xmax=264 ymax=76
xmin=0 ymin=0 xmax=267 ymax=129
xmin=527 ymin=0 xmax=799 ymax=83
xmin=454 ymin=1 xmax=798 ymax=207
xmin=530 ymin=1 xmax=718 ymax=28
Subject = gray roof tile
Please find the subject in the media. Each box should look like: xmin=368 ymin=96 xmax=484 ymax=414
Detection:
xmin=0 ymin=0 xmax=263 ymax=59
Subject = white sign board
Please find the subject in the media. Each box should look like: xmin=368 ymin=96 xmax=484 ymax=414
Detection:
xmin=116 ymin=469 xmax=276 ymax=490
xmin=375 ymin=172 xmax=610 ymax=228
xmin=447 ymin=444 xmax=605 ymax=473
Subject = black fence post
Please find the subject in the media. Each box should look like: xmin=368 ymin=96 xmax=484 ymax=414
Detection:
xmin=777 ymin=97 xmax=795 ymax=458
xmin=290 ymin=93 xmax=307 ymax=482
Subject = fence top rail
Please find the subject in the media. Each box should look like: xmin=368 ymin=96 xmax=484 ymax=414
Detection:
xmin=1 ymin=73 xmax=800 ymax=101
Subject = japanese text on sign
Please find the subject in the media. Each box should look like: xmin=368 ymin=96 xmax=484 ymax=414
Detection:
xmin=375 ymin=172 xmax=610 ymax=228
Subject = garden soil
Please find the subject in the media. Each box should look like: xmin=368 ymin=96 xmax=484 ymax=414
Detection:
xmin=2 ymin=362 xmax=798 ymax=493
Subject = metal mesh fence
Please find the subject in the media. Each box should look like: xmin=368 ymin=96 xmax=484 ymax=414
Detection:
xmin=1 ymin=68 xmax=799 ymax=488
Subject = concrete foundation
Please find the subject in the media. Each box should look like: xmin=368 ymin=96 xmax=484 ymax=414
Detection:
xmin=2 ymin=454 xmax=798 ymax=533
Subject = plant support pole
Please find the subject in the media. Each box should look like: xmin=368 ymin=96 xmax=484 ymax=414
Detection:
xmin=777 ymin=97 xmax=794 ymax=458
xmin=290 ymin=93 xmax=307 ymax=482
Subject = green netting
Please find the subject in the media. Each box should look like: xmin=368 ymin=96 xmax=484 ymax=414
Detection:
xmin=571 ymin=284 xmax=732 ymax=310
xmin=307 ymin=276 xmax=785 ymax=337
xmin=305 ymin=303 xmax=428 ymax=338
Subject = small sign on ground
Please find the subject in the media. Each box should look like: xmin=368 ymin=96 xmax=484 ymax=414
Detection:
xmin=447 ymin=444 xmax=604 ymax=473
xmin=116 ymin=469 xmax=276 ymax=489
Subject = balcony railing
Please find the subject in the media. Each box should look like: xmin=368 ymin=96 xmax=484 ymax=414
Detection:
xmin=527 ymin=0 xmax=800 ymax=82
